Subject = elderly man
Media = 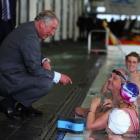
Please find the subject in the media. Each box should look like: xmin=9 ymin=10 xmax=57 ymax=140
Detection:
xmin=0 ymin=10 xmax=72 ymax=119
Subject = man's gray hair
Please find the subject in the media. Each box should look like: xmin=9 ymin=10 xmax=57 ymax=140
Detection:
xmin=35 ymin=10 xmax=58 ymax=23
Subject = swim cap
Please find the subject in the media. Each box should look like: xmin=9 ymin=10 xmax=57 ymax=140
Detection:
xmin=120 ymin=82 xmax=139 ymax=103
xmin=108 ymin=108 xmax=131 ymax=134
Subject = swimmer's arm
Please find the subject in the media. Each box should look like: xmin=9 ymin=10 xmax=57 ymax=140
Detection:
xmin=86 ymin=97 xmax=100 ymax=130
xmin=86 ymin=97 xmax=110 ymax=131
xmin=87 ymin=110 xmax=110 ymax=131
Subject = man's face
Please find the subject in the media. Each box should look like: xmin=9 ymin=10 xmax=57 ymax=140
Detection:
xmin=39 ymin=19 xmax=58 ymax=40
xmin=125 ymin=56 xmax=139 ymax=73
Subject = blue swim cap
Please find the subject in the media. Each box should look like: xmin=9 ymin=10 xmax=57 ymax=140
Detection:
xmin=120 ymin=82 xmax=139 ymax=103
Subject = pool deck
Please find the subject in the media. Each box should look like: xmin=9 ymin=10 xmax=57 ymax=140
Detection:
xmin=0 ymin=40 xmax=106 ymax=140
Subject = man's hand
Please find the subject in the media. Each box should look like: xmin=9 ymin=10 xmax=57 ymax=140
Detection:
xmin=42 ymin=60 xmax=51 ymax=70
xmin=59 ymin=74 xmax=72 ymax=85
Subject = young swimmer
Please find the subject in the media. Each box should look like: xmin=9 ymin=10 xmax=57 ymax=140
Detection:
xmin=125 ymin=52 xmax=140 ymax=85
xmin=125 ymin=52 xmax=140 ymax=106
xmin=75 ymin=52 xmax=140 ymax=117
xmin=75 ymin=68 xmax=128 ymax=118
xmin=86 ymin=69 xmax=139 ymax=140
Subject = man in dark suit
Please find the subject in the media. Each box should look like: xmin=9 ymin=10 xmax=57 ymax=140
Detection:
xmin=0 ymin=10 xmax=72 ymax=119
xmin=0 ymin=0 xmax=17 ymax=45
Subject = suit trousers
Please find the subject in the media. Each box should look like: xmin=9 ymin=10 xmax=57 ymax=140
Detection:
xmin=0 ymin=72 xmax=54 ymax=107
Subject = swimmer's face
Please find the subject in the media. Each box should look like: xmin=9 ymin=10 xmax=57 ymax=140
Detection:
xmin=125 ymin=56 xmax=139 ymax=73
xmin=107 ymin=71 xmax=122 ymax=94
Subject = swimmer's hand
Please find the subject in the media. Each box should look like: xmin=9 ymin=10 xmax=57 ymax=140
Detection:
xmin=102 ymin=99 xmax=113 ymax=109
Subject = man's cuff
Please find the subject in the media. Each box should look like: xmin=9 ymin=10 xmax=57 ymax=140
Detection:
xmin=53 ymin=71 xmax=61 ymax=84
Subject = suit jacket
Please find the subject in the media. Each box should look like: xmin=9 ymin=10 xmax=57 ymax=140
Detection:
xmin=0 ymin=22 xmax=54 ymax=94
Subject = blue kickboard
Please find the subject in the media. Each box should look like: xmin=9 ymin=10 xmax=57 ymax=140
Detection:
xmin=57 ymin=117 xmax=85 ymax=133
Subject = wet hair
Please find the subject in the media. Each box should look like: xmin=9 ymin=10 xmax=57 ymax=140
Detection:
xmin=35 ymin=10 xmax=58 ymax=23
xmin=125 ymin=52 xmax=140 ymax=62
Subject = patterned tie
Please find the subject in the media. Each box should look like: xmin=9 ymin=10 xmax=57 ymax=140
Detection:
xmin=2 ymin=0 xmax=10 ymax=21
